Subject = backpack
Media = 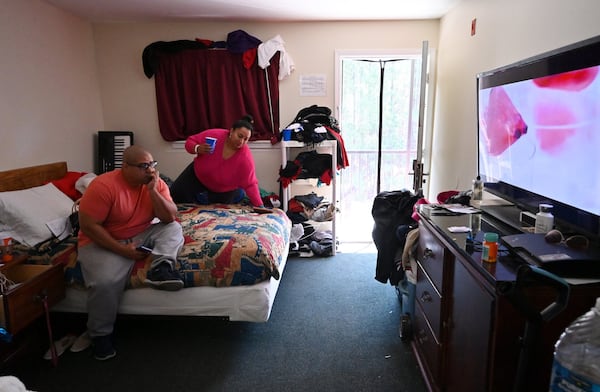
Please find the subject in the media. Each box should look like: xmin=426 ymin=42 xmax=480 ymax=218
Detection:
xmin=292 ymin=105 xmax=333 ymax=125
xmin=285 ymin=105 xmax=340 ymax=144
xmin=289 ymin=105 xmax=341 ymax=133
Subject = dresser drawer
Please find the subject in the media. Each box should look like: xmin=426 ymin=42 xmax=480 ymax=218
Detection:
xmin=413 ymin=305 xmax=441 ymax=382
xmin=418 ymin=223 xmax=447 ymax=292
xmin=416 ymin=262 xmax=443 ymax=340
xmin=0 ymin=263 xmax=65 ymax=335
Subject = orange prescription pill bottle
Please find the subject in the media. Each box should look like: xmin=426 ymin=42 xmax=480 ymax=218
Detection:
xmin=482 ymin=232 xmax=499 ymax=263
xmin=2 ymin=237 xmax=13 ymax=262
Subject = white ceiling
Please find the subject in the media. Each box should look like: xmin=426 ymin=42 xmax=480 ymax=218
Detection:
xmin=44 ymin=0 xmax=461 ymax=23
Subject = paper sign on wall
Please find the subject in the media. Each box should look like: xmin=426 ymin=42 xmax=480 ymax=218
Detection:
xmin=299 ymin=74 xmax=326 ymax=96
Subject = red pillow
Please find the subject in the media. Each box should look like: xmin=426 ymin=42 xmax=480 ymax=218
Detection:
xmin=50 ymin=171 xmax=87 ymax=201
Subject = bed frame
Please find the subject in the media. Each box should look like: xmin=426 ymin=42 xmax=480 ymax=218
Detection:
xmin=0 ymin=162 xmax=289 ymax=322
xmin=0 ymin=162 xmax=67 ymax=191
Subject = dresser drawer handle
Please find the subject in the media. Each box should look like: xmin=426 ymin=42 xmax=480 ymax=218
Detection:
xmin=420 ymin=291 xmax=433 ymax=303
xmin=423 ymin=248 xmax=434 ymax=259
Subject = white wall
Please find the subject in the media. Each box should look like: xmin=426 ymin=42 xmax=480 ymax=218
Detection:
xmin=430 ymin=0 xmax=600 ymax=198
xmin=0 ymin=0 xmax=104 ymax=171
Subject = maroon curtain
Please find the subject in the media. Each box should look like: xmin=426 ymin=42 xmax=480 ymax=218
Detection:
xmin=154 ymin=49 xmax=280 ymax=141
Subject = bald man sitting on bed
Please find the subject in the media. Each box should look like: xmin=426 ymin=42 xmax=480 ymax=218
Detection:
xmin=78 ymin=145 xmax=184 ymax=360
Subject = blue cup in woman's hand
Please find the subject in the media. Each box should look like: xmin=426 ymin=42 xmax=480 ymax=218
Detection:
xmin=205 ymin=137 xmax=217 ymax=153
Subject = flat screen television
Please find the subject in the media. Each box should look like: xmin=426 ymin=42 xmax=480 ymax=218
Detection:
xmin=477 ymin=35 xmax=600 ymax=238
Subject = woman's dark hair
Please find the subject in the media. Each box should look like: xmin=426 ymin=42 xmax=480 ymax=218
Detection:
xmin=232 ymin=114 xmax=254 ymax=131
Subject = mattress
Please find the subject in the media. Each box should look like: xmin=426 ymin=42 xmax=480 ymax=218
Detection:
xmin=52 ymin=244 xmax=289 ymax=322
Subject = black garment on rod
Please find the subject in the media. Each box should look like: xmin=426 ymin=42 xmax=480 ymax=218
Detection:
xmin=372 ymin=190 xmax=420 ymax=285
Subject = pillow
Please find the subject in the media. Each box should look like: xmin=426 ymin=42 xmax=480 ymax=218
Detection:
xmin=0 ymin=183 xmax=75 ymax=247
xmin=49 ymin=171 xmax=87 ymax=201
xmin=75 ymin=173 xmax=97 ymax=195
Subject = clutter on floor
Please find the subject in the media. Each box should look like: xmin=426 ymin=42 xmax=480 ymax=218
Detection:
xmin=286 ymin=192 xmax=336 ymax=258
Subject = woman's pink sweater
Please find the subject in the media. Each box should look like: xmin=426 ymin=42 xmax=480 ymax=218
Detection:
xmin=185 ymin=129 xmax=262 ymax=206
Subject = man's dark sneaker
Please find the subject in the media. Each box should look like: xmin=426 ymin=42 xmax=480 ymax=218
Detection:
xmin=144 ymin=263 xmax=184 ymax=291
xmin=92 ymin=335 xmax=116 ymax=361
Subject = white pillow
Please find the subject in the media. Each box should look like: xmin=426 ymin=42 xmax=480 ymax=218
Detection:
xmin=75 ymin=172 xmax=97 ymax=195
xmin=0 ymin=183 xmax=75 ymax=247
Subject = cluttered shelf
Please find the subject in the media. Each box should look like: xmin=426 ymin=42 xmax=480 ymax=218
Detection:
xmin=280 ymin=140 xmax=338 ymax=256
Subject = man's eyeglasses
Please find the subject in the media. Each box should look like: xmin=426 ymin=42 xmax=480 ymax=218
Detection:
xmin=544 ymin=229 xmax=589 ymax=251
xmin=128 ymin=161 xmax=158 ymax=170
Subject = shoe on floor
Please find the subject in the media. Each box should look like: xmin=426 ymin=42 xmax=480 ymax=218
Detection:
xmin=144 ymin=263 xmax=184 ymax=291
xmin=310 ymin=240 xmax=333 ymax=256
xmin=43 ymin=334 xmax=77 ymax=360
xmin=92 ymin=335 xmax=116 ymax=361
xmin=70 ymin=331 xmax=92 ymax=353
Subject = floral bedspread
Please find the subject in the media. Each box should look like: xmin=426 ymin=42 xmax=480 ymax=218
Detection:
xmin=19 ymin=204 xmax=291 ymax=289
xmin=130 ymin=204 xmax=291 ymax=288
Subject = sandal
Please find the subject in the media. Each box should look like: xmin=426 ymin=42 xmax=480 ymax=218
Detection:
xmin=70 ymin=331 xmax=92 ymax=353
xmin=43 ymin=334 xmax=77 ymax=360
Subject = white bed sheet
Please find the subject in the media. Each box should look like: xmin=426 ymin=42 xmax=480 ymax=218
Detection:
xmin=52 ymin=246 xmax=289 ymax=322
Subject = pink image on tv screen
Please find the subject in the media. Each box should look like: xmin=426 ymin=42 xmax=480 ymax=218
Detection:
xmin=482 ymin=86 xmax=528 ymax=156
xmin=534 ymin=100 xmax=577 ymax=154
xmin=533 ymin=68 xmax=599 ymax=91
xmin=533 ymin=67 xmax=599 ymax=154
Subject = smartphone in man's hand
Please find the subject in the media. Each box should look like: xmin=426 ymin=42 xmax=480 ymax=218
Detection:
xmin=136 ymin=245 xmax=153 ymax=253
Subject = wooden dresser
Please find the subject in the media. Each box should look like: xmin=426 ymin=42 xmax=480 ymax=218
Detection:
xmin=412 ymin=211 xmax=600 ymax=391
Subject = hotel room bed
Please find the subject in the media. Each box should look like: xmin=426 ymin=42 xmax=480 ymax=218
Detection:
xmin=0 ymin=162 xmax=291 ymax=322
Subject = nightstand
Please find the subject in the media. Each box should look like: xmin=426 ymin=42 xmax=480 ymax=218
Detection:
xmin=1 ymin=253 xmax=66 ymax=366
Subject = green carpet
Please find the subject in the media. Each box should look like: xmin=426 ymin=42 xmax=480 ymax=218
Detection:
xmin=8 ymin=252 xmax=426 ymax=392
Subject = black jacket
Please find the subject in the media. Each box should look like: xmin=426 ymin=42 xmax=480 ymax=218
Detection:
xmin=372 ymin=190 xmax=420 ymax=285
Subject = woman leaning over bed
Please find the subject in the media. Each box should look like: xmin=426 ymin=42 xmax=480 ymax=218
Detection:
xmin=169 ymin=115 xmax=264 ymax=207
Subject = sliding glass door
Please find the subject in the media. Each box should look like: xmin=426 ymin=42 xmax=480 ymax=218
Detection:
xmin=335 ymin=47 xmax=431 ymax=244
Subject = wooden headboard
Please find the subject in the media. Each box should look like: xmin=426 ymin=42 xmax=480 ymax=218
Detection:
xmin=0 ymin=162 xmax=67 ymax=192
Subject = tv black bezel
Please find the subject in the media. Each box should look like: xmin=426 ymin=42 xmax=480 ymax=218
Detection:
xmin=476 ymin=34 xmax=600 ymax=238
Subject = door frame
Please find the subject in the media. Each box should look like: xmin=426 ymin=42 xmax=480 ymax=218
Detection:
xmin=334 ymin=47 xmax=436 ymax=200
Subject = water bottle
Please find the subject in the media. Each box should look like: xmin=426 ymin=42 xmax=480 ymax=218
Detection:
xmin=472 ymin=176 xmax=483 ymax=201
xmin=548 ymin=297 xmax=600 ymax=391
